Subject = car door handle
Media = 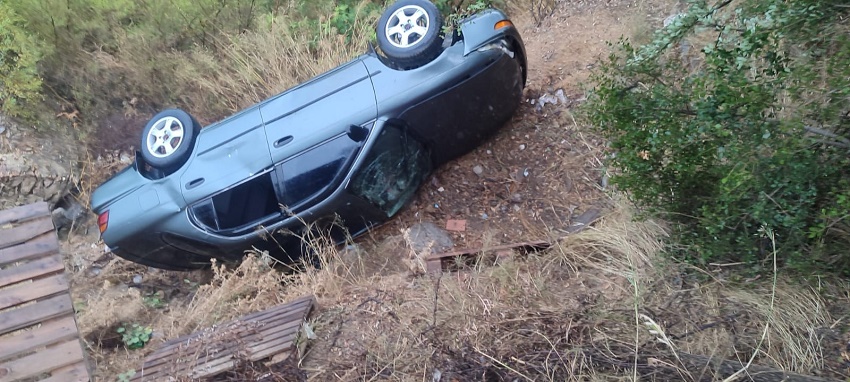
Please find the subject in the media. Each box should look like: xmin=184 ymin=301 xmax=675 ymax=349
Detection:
xmin=186 ymin=178 xmax=205 ymax=189
xmin=273 ymin=136 xmax=293 ymax=148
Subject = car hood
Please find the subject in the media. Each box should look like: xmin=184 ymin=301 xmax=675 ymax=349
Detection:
xmin=90 ymin=165 xmax=147 ymax=213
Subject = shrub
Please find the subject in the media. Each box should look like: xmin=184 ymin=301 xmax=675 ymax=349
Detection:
xmin=585 ymin=0 xmax=850 ymax=273
xmin=0 ymin=3 xmax=44 ymax=119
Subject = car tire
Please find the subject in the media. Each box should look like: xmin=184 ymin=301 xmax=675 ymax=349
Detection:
xmin=377 ymin=0 xmax=443 ymax=69
xmin=140 ymin=109 xmax=198 ymax=170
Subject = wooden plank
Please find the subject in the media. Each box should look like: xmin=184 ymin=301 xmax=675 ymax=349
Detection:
xmin=147 ymin=304 xmax=307 ymax=365
xmin=38 ymin=362 xmax=90 ymax=382
xmin=0 ymin=202 xmax=49 ymax=226
xmin=142 ymin=323 xmax=263 ymax=366
xmin=0 ymin=274 xmax=68 ymax=310
xmin=0 ymin=339 xmax=83 ymax=382
xmin=0 ymin=233 xmax=59 ymax=267
xmin=248 ymin=331 xmax=299 ymax=360
xmin=0 ymin=216 xmax=55 ymax=249
xmin=426 ymin=208 xmax=604 ymax=274
xmin=0 ymin=255 xmax=64 ymax=288
xmin=141 ymin=317 xmax=290 ymax=374
xmin=0 ymin=294 xmax=73 ymax=335
xmin=133 ymin=296 xmax=314 ymax=381
xmin=0 ymin=316 xmax=79 ymax=361
xmin=152 ymin=297 xmax=313 ymax=354
xmin=184 ymin=315 xmax=306 ymax=378
xmin=189 ymin=318 xmax=303 ymax=370
xmin=238 ymin=295 xmax=314 ymax=322
xmin=185 ymin=332 xmax=299 ymax=379
xmin=563 ymin=208 xmax=603 ymax=235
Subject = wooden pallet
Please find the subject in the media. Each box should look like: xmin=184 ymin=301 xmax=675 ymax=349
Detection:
xmin=132 ymin=295 xmax=315 ymax=381
xmin=0 ymin=202 xmax=91 ymax=382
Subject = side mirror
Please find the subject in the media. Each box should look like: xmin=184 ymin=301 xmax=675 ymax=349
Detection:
xmin=347 ymin=124 xmax=369 ymax=142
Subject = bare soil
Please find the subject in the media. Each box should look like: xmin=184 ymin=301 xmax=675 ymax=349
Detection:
xmin=49 ymin=0 xmax=850 ymax=380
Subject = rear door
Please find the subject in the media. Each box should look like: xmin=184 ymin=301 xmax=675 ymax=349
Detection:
xmin=259 ymin=60 xmax=377 ymax=164
xmin=180 ymin=108 xmax=272 ymax=205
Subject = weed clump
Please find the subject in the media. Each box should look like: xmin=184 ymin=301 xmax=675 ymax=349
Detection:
xmin=585 ymin=0 xmax=850 ymax=273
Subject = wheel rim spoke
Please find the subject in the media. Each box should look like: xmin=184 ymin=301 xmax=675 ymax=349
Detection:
xmin=387 ymin=25 xmax=405 ymax=42
xmin=410 ymin=9 xmax=425 ymax=23
xmin=162 ymin=139 xmax=178 ymax=155
xmin=150 ymin=140 xmax=165 ymax=155
xmin=410 ymin=25 xmax=427 ymax=40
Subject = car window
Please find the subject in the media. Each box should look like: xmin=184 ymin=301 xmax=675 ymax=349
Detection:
xmin=279 ymin=134 xmax=361 ymax=211
xmin=190 ymin=171 xmax=281 ymax=234
xmin=349 ymin=126 xmax=431 ymax=217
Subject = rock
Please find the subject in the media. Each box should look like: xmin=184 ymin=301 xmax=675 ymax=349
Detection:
xmin=0 ymin=113 xmax=77 ymax=209
xmin=51 ymin=197 xmax=87 ymax=230
xmin=555 ymin=89 xmax=568 ymax=104
xmin=51 ymin=207 xmax=68 ymax=228
xmin=536 ymin=89 xmax=569 ymax=111
xmin=132 ymin=275 xmax=143 ymax=285
xmin=510 ymin=193 xmax=523 ymax=203
xmin=405 ymin=222 xmax=454 ymax=254
xmin=473 ymin=165 xmax=484 ymax=175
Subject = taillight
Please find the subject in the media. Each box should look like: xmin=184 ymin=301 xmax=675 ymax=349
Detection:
xmin=98 ymin=211 xmax=109 ymax=234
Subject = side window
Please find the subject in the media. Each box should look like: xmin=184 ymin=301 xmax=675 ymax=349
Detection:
xmin=349 ymin=125 xmax=431 ymax=217
xmin=190 ymin=171 xmax=281 ymax=234
xmin=279 ymin=134 xmax=361 ymax=211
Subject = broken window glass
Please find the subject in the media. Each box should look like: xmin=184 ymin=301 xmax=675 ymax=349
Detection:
xmin=350 ymin=125 xmax=431 ymax=217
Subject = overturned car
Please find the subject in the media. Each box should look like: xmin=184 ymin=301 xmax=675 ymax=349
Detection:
xmin=90 ymin=0 xmax=527 ymax=270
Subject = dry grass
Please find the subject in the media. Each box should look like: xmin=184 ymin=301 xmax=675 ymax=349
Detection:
xmin=171 ymin=8 xmax=378 ymax=121
xmin=69 ymin=185 xmax=848 ymax=380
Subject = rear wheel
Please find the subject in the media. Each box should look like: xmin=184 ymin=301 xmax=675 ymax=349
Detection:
xmin=376 ymin=0 xmax=443 ymax=69
xmin=140 ymin=109 xmax=198 ymax=170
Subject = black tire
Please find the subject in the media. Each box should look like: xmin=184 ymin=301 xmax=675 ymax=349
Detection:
xmin=140 ymin=109 xmax=198 ymax=170
xmin=376 ymin=0 xmax=443 ymax=68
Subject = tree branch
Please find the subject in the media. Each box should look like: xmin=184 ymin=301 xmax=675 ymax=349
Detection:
xmin=804 ymin=125 xmax=850 ymax=148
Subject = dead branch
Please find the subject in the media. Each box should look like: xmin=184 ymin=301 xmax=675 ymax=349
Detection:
xmin=804 ymin=125 xmax=850 ymax=149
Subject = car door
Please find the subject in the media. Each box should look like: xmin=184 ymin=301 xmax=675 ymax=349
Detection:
xmin=180 ymin=108 xmax=272 ymax=205
xmin=259 ymin=60 xmax=377 ymax=164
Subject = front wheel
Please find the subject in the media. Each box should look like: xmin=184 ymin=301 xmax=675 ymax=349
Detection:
xmin=376 ymin=0 xmax=443 ymax=69
xmin=140 ymin=109 xmax=198 ymax=170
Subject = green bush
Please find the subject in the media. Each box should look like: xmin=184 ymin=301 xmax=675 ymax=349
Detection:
xmin=586 ymin=0 xmax=850 ymax=273
xmin=0 ymin=3 xmax=44 ymax=119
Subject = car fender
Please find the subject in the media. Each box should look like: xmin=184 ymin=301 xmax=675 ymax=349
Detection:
xmin=460 ymin=9 xmax=522 ymax=56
